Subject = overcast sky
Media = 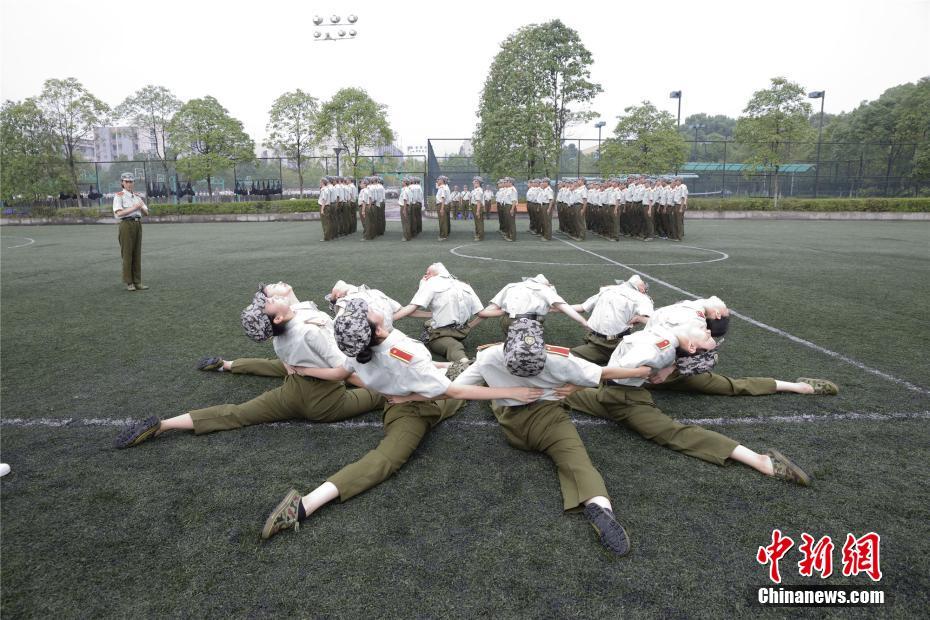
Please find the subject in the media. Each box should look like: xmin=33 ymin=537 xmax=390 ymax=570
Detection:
xmin=2 ymin=0 xmax=928 ymax=152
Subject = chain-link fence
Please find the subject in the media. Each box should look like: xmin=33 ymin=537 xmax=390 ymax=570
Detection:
xmin=427 ymin=138 xmax=929 ymax=199
xmin=3 ymin=155 xmax=427 ymax=212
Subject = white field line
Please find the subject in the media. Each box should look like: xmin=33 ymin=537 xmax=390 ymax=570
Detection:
xmin=3 ymin=410 xmax=929 ymax=430
xmin=450 ymin=242 xmax=729 ymax=267
xmin=2 ymin=236 xmax=36 ymax=249
xmin=554 ymin=235 xmax=930 ymax=396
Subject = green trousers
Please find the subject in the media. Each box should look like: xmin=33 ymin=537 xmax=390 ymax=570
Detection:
xmin=438 ymin=205 xmax=450 ymax=239
xmin=229 ymin=357 xmax=287 ymax=377
xmin=327 ymin=399 xmax=464 ymax=501
xmin=500 ymin=314 xmax=545 ymax=337
xmin=321 ymin=206 xmax=334 ymax=240
xmin=401 ymin=205 xmax=413 ymax=241
xmin=541 ymin=205 xmax=553 ymax=240
xmin=118 ymin=219 xmax=143 ymax=286
xmin=570 ymin=331 xmax=625 ymax=365
xmin=426 ymin=324 xmax=472 ymax=362
xmin=188 ymin=375 xmax=384 ymax=434
xmin=473 ymin=206 xmax=484 ymax=240
xmin=492 ymin=400 xmax=609 ymax=511
xmin=565 ymin=385 xmax=738 ymax=465
xmin=647 ymin=371 xmax=777 ymax=396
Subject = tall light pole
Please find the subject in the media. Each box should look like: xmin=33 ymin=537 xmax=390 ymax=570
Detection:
xmin=808 ymin=90 xmax=826 ymax=198
xmin=594 ymin=121 xmax=606 ymax=161
xmin=688 ymin=123 xmax=705 ymax=160
xmin=669 ymin=90 xmax=682 ymax=127
xmin=334 ymin=147 xmax=344 ymax=177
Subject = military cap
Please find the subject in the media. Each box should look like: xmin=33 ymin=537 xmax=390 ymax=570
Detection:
xmin=504 ymin=318 xmax=547 ymax=377
xmin=676 ymin=348 xmax=719 ymax=377
xmin=120 ymin=172 xmax=135 ymax=182
xmin=333 ymin=298 xmax=372 ymax=358
xmin=241 ymin=287 xmax=272 ymax=342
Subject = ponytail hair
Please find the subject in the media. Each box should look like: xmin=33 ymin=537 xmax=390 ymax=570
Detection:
xmin=354 ymin=320 xmax=380 ymax=364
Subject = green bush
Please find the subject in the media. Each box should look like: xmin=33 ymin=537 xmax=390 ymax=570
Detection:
xmin=689 ymin=197 xmax=930 ymax=212
xmin=149 ymin=199 xmax=319 ymax=215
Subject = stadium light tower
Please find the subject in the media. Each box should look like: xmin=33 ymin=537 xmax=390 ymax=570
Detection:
xmin=594 ymin=121 xmax=606 ymax=161
xmin=808 ymin=90 xmax=826 ymax=198
xmin=313 ymin=14 xmax=359 ymax=41
xmin=669 ymin=90 xmax=682 ymax=127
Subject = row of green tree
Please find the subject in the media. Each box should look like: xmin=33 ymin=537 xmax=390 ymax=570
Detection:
xmin=1 ymin=80 xmax=395 ymax=204
xmin=472 ymin=20 xmax=929 ymax=202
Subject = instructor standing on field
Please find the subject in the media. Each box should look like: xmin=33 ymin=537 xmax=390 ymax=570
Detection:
xmin=112 ymin=172 xmax=149 ymax=291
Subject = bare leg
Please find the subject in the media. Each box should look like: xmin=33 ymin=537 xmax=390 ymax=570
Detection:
xmin=300 ymin=481 xmax=340 ymax=516
xmin=775 ymin=380 xmax=814 ymax=394
xmin=156 ymin=413 xmax=194 ymax=434
xmin=729 ymin=444 xmax=774 ymax=475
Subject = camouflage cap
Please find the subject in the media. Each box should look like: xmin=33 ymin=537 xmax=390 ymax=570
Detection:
xmin=504 ymin=318 xmax=546 ymax=377
xmin=120 ymin=172 xmax=135 ymax=182
xmin=676 ymin=349 xmax=719 ymax=376
xmin=241 ymin=289 xmax=273 ymax=342
xmin=334 ymin=298 xmax=372 ymax=357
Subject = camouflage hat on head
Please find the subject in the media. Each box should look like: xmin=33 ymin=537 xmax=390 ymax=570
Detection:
xmin=120 ymin=172 xmax=135 ymax=182
xmin=334 ymin=298 xmax=372 ymax=357
xmin=241 ymin=289 xmax=273 ymax=342
xmin=504 ymin=318 xmax=547 ymax=377
xmin=676 ymin=349 xmax=719 ymax=376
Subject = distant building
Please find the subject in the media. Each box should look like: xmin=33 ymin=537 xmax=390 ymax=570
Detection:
xmin=94 ymin=126 xmax=158 ymax=161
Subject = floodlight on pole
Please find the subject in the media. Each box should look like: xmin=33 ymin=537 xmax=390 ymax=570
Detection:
xmin=313 ymin=14 xmax=360 ymax=41
xmin=669 ymin=90 xmax=682 ymax=127
xmin=809 ymin=91 xmax=826 ymax=197
xmin=594 ymin=121 xmax=607 ymax=161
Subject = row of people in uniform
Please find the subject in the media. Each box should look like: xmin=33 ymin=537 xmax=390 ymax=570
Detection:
xmin=318 ymin=176 xmax=365 ymax=241
xmin=115 ymin=263 xmax=838 ymax=556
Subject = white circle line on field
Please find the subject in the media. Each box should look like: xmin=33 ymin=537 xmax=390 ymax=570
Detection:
xmin=450 ymin=242 xmax=729 ymax=267
xmin=2 ymin=236 xmax=36 ymax=249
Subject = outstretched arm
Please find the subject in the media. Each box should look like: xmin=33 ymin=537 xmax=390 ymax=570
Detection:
xmin=445 ymin=384 xmax=542 ymax=403
xmin=553 ymin=302 xmax=589 ymax=328
xmin=394 ymin=303 xmax=432 ymax=321
xmin=290 ymin=365 xmax=353 ymax=382
xmin=477 ymin=303 xmax=505 ymax=318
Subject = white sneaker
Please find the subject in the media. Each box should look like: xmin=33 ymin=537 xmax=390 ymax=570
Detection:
xmin=0 ymin=463 xmax=10 ymax=477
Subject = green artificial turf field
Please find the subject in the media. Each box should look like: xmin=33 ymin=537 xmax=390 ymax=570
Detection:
xmin=2 ymin=218 xmax=929 ymax=618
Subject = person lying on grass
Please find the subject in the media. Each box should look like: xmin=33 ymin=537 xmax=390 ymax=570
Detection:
xmin=260 ymin=299 xmax=544 ymax=541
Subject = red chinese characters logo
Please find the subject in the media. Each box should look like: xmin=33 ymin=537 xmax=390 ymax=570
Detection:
xmin=841 ymin=532 xmax=883 ymax=582
xmin=798 ymin=533 xmax=834 ymax=578
xmin=757 ymin=529 xmax=794 ymax=584
xmin=758 ymin=531 xmax=882 ymax=583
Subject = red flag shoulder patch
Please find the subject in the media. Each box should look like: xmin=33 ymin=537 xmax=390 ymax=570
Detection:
xmin=116 ymin=191 xmax=124 ymax=196
xmin=389 ymin=347 xmax=414 ymax=363
xmin=545 ymin=345 xmax=570 ymax=357
xmin=656 ymin=339 xmax=671 ymax=350
xmin=696 ymin=310 xmax=705 ymax=319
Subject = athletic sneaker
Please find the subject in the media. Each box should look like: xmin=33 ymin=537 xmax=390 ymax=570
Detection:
xmin=261 ymin=489 xmax=302 ymax=540
xmin=113 ymin=416 xmax=161 ymax=449
xmin=768 ymin=449 xmax=811 ymax=486
xmin=197 ymin=356 xmax=224 ymax=372
xmin=583 ymin=504 xmax=631 ymax=555
xmin=796 ymin=378 xmax=839 ymax=395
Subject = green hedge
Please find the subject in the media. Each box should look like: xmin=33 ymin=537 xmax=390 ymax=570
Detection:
xmin=689 ymin=197 xmax=930 ymax=212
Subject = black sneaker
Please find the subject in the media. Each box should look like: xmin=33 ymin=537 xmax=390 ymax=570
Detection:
xmin=583 ymin=504 xmax=631 ymax=555
xmin=197 ymin=356 xmax=223 ymax=371
xmin=114 ymin=416 xmax=161 ymax=449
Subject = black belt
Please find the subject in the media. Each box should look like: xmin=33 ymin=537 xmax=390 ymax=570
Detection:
xmin=120 ymin=217 xmax=141 ymax=222
xmin=591 ymin=328 xmax=630 ymax=341
xmin=433 ymin=322 xmax=466 ymax=331
xmin=513 ymin=313 xmax=542 ymax=321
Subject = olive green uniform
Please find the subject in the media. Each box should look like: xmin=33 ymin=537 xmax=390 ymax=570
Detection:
xmin=565 ymin=384 xmax=738 ymax=465
xmin=327 ymin=398 xmax=464 ymax=501
xmin=647 ymin=370 xmax=777 ymax=396
xmin=189 ymin=375 xmax=383 ymax=434
xmin=424 ymin=324 xmax=472 ymax=363
xmin=453 ymin=344 xmax=611 ymax=511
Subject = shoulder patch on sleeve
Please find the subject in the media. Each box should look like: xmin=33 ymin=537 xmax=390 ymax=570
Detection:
xmin=656 ymin=339 xmax=671 ymax=350
xmin=389 ymin=347 xmax=414 ymax=364
xmin=116 ymin=191 xmax=124 ymax=196
xmin=696 ymin=310 xmax=705 ymax=319
xmin=545 ymin=345 xmax=570 ymax=357
xmin=476 ymin=342 xmax=502 ymax=351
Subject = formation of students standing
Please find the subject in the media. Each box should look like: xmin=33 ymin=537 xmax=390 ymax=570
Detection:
xmin=316 ymin=175 xmax=689 ymax=243
xmin=114 ymin=264 xmax=838 ymax=556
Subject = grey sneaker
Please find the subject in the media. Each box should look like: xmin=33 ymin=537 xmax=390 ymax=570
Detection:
xmin=583 ymin=504 xmax=631 ymax=555
xmin=768 ymin=449 xmax=811 ymax=486
xmin=261 ymin=489 xmax=302 ymax=540
xmin=114 ymin=416 xmax=160 ymax=449
xmin=197 ymin=356 xmax=224 ymax=372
